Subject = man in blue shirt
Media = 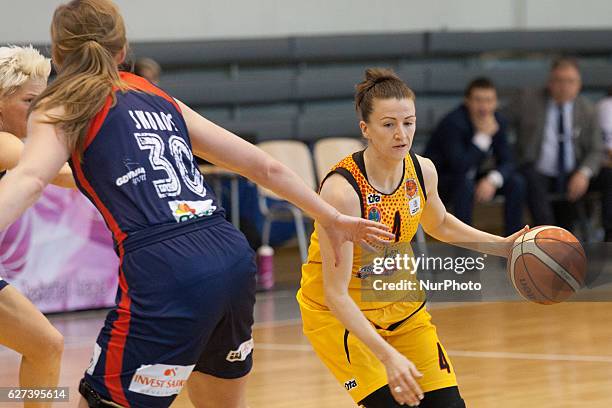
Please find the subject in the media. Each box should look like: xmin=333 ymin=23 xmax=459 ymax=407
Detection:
xmin=504 ymin=58 xmax=602 ymax=233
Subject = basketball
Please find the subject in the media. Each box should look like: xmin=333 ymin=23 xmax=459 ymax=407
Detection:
xmin=508 ymin=226 xmax=587 ymax=304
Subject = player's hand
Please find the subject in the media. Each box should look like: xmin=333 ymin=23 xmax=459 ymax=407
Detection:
xmin=474 ymin=178 xmax=497 ymax=203
xmin=322 ymin=213 xmax=394 ymax=266
xmin=567 ymin=171 xmax=589 ymax=202
xmin=502 ymin=225 xmax=530 ymax=258
xmin=382 ymin=349 xmax=423 ymax=406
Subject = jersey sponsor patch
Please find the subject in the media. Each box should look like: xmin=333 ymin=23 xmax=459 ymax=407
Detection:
xmin=128 ymin=363 xmax=195 ymax=397
xmin=409 ymin=196 xmax=421 ymax=215
xmin=226 ymin=338 xmax=254 ymax=362
xmin=86 ymin=343 xmax=102 ymax=375
xmin=405 ymin=178 xmax=418 ymax=198
xmin=115 ymin=166 xmax=147 ymax=186
xmin=366 ymin=192 xmax=382 ymax=205
xmin=367 ymin=206 xmax=381 ymax=222
xmin=168 ymin=200 xmax=216 ymax=222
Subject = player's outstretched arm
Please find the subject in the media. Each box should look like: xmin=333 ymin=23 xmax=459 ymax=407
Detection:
xmin=0 ymin=131 xmax=75 ymax=189
xmin=417 ymin=154 xmax=528 ymax=257
xmin=0 ymin=131 xmax=25 ymax=171
xmin=178 ymin=100 xmax=394 ymax=262
xmin=318 ymin=175 xmax=423 ymax=407
xmin=0 ymin=110 xmax=70 ymax=231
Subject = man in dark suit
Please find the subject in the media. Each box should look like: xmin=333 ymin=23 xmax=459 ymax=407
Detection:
xmin=504 ymin=57 xmax=603 ymax=232
xmin=425 ymin=77 xmax=525 ymax=235
xmin=596 ymin=93 xmax=612 ymax=241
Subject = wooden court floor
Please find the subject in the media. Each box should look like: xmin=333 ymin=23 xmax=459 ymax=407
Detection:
xmin=1 ymin=301 xmax=611 ymax=407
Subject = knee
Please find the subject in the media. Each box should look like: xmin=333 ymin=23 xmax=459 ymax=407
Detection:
xmin=359 ymin=385 xmax=403 ymax=407
xmin=188 ymin=387 xmax=246 ymax=408
xmin=46 ymin=328 xmax=64 ymax=359
xmin=414 ymin=386 xmax=464 ymax=408
xmin=190 ymin=399 xmax=243 ymax=408
xmin=359 ymin=385 xmax=466 ymax=408
xmin=446 ymin=401 xmax=466 ymax=408
xmin=29 ymin=326 xmax=64 ymax=362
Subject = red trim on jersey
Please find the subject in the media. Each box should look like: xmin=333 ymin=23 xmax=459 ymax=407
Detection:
xmin=83 ymin=96 xmax=113 ymax=151
xmin=82 ymin=72 xmax=181 ymax=151
xmin=119 ymin=71 xmax=182 ymax=113
xmin=104 ymin=246 xmax=131 ymax=407
xmin=71 ymin=154 xmax=127 ymax=245
xmin=71 ymin=156 xmax=131 ymax=405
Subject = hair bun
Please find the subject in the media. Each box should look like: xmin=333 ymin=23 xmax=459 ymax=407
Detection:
xmin=354 ymin=67 xmax=415 ymax=123
xmin=364 ymin=67 xmax=400 ymax=84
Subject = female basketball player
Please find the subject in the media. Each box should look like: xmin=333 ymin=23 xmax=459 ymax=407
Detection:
xmin=297 ymin=68 xmax=528 ymax=408
xmin=0 ymin=2 xmax=393 ymax=407
xmin=0 ymin=45 xmax=66 ymax=408
xmin=0 ymin=46 xmax=73 ymax=186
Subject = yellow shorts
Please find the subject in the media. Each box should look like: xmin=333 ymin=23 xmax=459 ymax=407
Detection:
xmin=299 ymin=301 xmax=457 ymax=404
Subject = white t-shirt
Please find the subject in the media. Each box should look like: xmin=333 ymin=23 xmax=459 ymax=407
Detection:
xmin=598 ymin=97 xmax=612 ymax=151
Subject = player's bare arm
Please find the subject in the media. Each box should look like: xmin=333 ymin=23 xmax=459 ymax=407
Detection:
xmin=0 ymin=110 xmax=70 ymax=230
xmin=417 ymin=154 xmax=527 ymax=257
xmin=0 ymin=130 xmax=75 ymax=189
xmin=178 ymin=99 xmax=394 ymax=259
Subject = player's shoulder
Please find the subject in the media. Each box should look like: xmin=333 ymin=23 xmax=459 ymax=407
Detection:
xmin=319 ymin=173 xmax=361 ymax=217
xmin=30 ymin=101 xmax=66 ymax=119
xmin=0 ymin=131 xmax=15 ymax=140
xmin=412 ymin=153 xmax=437 ymax=191
xmin=0 ymin=131 xmax=21 ymax=145
xmin=412 ymin=153 xmax=435 ymax=174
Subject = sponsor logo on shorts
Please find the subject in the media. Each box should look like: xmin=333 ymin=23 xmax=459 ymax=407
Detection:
xmin=344 ymin=378 xmax=358 ymax=391
xmin=226 ymin=338 xmax=254 ymax=362
xmin=168 ymin=200 xmax=217 ymax=222
xmin=86 ymin=343 xmax=102 ymax=375
xmin=128 ymin=363 xmax=195 ymax=397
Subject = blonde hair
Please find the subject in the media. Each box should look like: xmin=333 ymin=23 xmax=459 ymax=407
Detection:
xmin=0 ymin=45 xmax=51 ymax=99
xmin=31 ymin=0 xmax=129 ymax=155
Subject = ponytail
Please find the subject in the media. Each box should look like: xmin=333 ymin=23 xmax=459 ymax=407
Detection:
xmin=29 ymin=0 xmax=128 ymax=156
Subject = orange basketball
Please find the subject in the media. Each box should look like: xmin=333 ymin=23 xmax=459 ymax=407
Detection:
xmin=507 ymin=226 xmax=587 ymax=304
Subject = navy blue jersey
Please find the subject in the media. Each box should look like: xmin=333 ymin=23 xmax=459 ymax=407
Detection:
xmin=69 ymin=72 xmax=223 ymax=250
xmin=70 ymin=73 xmax=256 ymax=408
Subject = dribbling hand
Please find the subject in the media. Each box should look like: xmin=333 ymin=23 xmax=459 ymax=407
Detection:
xmin=502 ymin=225 xmax=530 ymax=258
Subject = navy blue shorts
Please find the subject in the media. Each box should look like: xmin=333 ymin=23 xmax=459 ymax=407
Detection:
xmin=82 ymin=218 xmax=256 ymax=408
xmin=0 ymin=279 xmax=7 ymax=291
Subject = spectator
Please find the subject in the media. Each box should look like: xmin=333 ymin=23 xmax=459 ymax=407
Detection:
xmin=134 ymin=57 xmax=161 ymax=84
xmin=504 ymin=57 xmax=603 ymax=233
xmin=596 ymin=91 xmax=612 ymax=241
xmin=425 ymin=77 xmax=525 ymax=235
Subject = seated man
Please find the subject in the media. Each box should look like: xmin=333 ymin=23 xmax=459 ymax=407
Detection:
xmin=425 ymin=77 xmax=525 ymax=235
xmin=596 ymin=92 xmax=612 ymax=241
xmin=504 ymin=57 xmax=602 ymax=235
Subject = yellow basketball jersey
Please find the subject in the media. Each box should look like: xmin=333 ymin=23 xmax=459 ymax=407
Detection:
xmin=297 ymin=150 xmax=428 ymax=327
